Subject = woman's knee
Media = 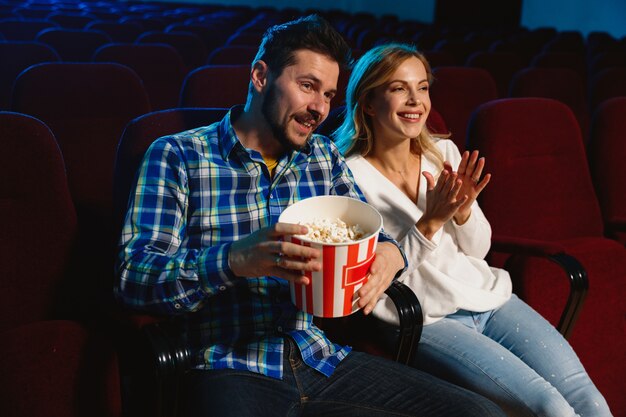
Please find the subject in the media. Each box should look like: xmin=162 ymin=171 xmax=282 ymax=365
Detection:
xmin=519 ymin=385 xmax=577 ymax=417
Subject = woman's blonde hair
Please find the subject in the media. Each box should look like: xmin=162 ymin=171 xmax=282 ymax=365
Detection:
xmin=332 ymin=43 xmax=446 ymax=170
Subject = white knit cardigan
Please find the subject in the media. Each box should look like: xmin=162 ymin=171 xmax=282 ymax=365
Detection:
xmin=346 ymin=138 xmax=512 ymax=325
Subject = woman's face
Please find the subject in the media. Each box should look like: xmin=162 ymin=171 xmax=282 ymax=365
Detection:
xmin=365 ymin=56 xmax=431 ymax=143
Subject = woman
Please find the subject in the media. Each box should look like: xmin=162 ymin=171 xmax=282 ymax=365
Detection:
xmin=333 ymin=43 xmax=612 ymax=417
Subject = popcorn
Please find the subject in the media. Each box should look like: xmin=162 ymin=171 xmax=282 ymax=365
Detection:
xmin=297 ymin=217 xmax=367 ymax=243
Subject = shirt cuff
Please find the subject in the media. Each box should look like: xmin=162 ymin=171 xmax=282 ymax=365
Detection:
xmin=198 ymin=242 xmax=238 ymax=294
xmin=451 ymin=209 xmax=478 ymax=234
xmin=377 ymin=229 xmax=408 ymax=279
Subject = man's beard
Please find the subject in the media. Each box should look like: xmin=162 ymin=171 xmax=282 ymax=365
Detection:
xmin=261 ymin=84 xmax=316 ymax=152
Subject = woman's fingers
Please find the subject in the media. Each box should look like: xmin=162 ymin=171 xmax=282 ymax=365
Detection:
xmin=422 ymin=171 xmax=436 ymax=191
xmin=457 ymin=151 xmax=470 ymax=175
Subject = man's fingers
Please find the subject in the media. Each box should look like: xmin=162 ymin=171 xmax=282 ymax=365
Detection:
xmin=271 ymin=240 xmax=320 ymax=260
xmin=273 ymin=267 xmax=311 ymax=285
xmin=272 ymin=222 xmax=308 ymax=236
xmin=276 ymin=255 xmax=321 ymax=272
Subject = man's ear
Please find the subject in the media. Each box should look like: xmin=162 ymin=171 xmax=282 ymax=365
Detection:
xmin=251 ymin=60 xmax=269 ymax=93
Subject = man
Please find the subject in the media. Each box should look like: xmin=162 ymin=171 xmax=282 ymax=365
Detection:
xmin=115 ymin=15 xmax=505 ymax=417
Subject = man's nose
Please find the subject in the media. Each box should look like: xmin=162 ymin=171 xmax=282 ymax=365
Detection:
xmin=308 ymin=93 xmax=328 ymax=119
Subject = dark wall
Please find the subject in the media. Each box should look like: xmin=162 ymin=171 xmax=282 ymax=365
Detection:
xmin=435 ymin=0 xmax=523 ymax=27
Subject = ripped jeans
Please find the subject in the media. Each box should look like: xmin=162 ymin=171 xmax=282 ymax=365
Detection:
xmin=414 ymin=295 xmax=613 ymax=417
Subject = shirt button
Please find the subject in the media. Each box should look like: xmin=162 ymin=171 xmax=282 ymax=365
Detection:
xmin=277 ymin=326 xmax=283 ymax=332
xmin=219 ymin=285 xmax=226 ymax=291
xmin=174 ymin=303 xmax=181 ymax=309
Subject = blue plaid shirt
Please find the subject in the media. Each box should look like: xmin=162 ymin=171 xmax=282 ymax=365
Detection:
xmin=115 ymin=106 xmax=405 ymax=379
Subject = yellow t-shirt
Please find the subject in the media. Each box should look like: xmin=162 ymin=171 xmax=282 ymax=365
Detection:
xmin=263 ymin=155 xmax=279 ymax=178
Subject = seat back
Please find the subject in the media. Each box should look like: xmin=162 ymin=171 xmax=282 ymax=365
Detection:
xmin=0 ymin=18 xmax=58 ymax=40
xmin=93 ymin=43 xmax=187 ymax=111
xmin=468 ymin=98 xmax=626 ymax=415
xmin=179 ymin=64 xmax=249 ymax=108
xmin=36 ymin=27 xmax=112 ymax=61
xmin=12 ymin=6 xmax=55 ymax=19
xmin=590 ymin=67 xmax=626 ymax=110
xmin=541 ymin=31 xmax=585 ymax=55
xmin=0 ymin=112 xmax=77 ymax=331
xmin=509 ymin=67 xmax=590 ymax=142
xmin=422 ymin=50 xmax=455 ymax=68
xmin=11 ymin=63 xmax=151 ymax=314
xmin=430 ymin=66 xmax=497 ymax=152
xmin=467 ymin=98 xmax=603 ymax=241
xmin=164 ymin=23 xmax=229 ymax=54
xmin=135 ymin=30 xmax=208 ymax=71
xmin=433 ymin=38 xmax=486 ymax=65
xmin=224 ymin=30 xmax=263 ymax=47
xmin=465 ymin=51 xmax=526 ymax=98
xmin=588 ymin=97 xmax=626 ymax=243
xmin=46 ymin=12 xmax=96 ymax=29
xmin=589 ymin=48 xmax=626 ymax=76
xmin=206 ymin=45 xmax=257 ymax=65
xmin=114 ymin=107 xmax=228 ymax=234
xmin=12 ymin=62 xmax=151 ymax=217
xmin=0 ymin=41 xmax=60 ymax=109
xmin=531 ymin=51 xmax=587 ymax=82
xmin=86 ymin=21 xmax=143 ymax=43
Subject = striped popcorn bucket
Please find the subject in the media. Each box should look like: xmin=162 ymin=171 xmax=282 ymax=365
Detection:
xmin=279 ymin=196 xmax=383 ymax=318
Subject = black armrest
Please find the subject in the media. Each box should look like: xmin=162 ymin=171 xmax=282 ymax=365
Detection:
xmin=491 ymin=236 xmax=589 ymax=339
xmin=314 ymin=280 xmax=423 ymax=365
xmin=380 ymin=280 xmax=423 ymax=364
xmin=141 ymin=321 xmax=191 ymax=417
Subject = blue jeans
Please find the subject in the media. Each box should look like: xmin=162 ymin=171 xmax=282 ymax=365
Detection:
xmin=415 ymin=295 xmax=612 ymax=417
xmin=181 ymin=337 xmax=505 ymax=417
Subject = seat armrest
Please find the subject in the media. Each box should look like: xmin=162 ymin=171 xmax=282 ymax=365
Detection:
xmin=142 ymin=321 xmax=192 ymax=379
xmin=490 ymin=235 xmax=588 ymax=338
xmin=382 ymin=280 xmax=423 ymax=364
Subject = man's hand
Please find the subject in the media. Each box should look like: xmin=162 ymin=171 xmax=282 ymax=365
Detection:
xmin=228 ymin=223 xmax=321 ymax=284
xmin=355 ymin=242 xmax=405 ymax=315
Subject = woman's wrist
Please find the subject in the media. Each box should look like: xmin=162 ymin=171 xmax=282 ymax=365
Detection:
xmin=453 ymin=209 xmax=471 ymax=225
xmin=416 ymin=217 xmax=442 ymax=240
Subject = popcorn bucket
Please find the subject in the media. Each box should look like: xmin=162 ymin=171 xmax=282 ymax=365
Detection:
xmin=278 ymin=196 xmax=383 ymax=318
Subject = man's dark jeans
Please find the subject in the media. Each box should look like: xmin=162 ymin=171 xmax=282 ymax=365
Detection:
xmin=182 ymin=338 xmax=505 ymax=417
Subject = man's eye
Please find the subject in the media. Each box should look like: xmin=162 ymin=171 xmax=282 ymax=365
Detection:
xmin=301 ymin=83 xmax=312 ymax=90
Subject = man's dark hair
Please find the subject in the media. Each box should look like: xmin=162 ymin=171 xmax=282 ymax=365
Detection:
xmin=254 ymin=14 xmax=352 ymax=76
